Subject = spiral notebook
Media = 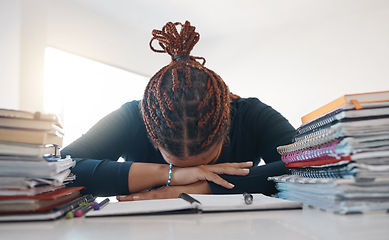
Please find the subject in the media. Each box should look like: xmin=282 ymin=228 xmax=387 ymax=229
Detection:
xmin=269 ymin=175 xmax=389 ymax=214
xmin=295 ymin=106 xmax=389 ymax=142
xmin=281 ymin=135 xmax=389 ymax=163
xmin=277 ymin=118 xmax=389 ymax=155
xmin=85 ymin=193 xmax=302 ymax=217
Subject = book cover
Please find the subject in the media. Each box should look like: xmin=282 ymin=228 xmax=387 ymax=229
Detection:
xmin=285 ymin=158 xmax=350 ymax=168
xmin=0 ymin=194 xmax=93 ymax=222
xmin=301 ymin=91 xmax=389 ymax=124
xmin=0 ymin=186 xmax=84 ymax=213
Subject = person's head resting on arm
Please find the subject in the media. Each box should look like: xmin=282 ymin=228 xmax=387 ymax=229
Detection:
xmin=141 ymin=21 xmax=240 ymax=168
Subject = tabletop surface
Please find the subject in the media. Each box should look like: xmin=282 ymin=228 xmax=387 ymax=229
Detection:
xmin=1 ymin=206 xmax=389 ymax=240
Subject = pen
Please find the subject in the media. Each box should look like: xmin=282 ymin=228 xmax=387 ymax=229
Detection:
xmin=243 ymin=192 xmax=253 ymax=205
xmin=65 ymin=203 xmax=84 ymax=219
xmin=65 ymin=194 xmax=95 ymax=219
xmin=74 ymin=203 xmax=93 ymax=217
xmin=93 ymin=198 xmax=110 ymax=210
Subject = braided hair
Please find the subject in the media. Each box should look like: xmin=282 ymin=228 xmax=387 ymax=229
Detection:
xmin=141 ymin=21 xmax=239 ymax=157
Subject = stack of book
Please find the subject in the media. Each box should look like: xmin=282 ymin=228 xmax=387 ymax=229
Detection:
xmin=269 ymin=91 xmax=389 ymax=214
xmin=0 ymin=108 xmax=79 ymax=220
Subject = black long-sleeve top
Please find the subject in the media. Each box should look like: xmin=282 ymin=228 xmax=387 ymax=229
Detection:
xmin=61 ymin=98 xmax=295 ymax=197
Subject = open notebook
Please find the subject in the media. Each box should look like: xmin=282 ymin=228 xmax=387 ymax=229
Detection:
xmin=85 ymin=193 xmax=302 ymax=218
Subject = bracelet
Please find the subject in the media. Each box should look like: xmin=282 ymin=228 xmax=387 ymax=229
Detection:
xmin=167 ymin=163 xmax=173 ymax=186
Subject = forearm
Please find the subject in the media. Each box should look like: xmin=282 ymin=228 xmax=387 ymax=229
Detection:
xmin=128 ymin=162 xmax=170 ymax=193
xmin=69 ymin=160 xmax=171 ymax=196
xmin=68 ymin=158 xmax=132 ymax=197
xmin=117 ymin=181 xmax=211 ymax=201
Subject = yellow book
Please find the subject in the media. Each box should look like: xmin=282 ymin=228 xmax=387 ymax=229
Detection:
xmin=0 ymin=128 xmax=63 ymax=147
xmin=301 ymin=90 xmax=389 ymax=124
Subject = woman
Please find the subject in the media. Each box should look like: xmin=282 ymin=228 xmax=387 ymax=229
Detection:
xmin=61 ymin=21 xmax=296 ymax=200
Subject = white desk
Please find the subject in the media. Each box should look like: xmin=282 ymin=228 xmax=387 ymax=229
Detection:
xmin=1 ymin=206 xmax=388 ymax=240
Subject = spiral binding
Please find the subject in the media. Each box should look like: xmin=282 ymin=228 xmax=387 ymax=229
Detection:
xmin=289 ymin=162 xmax=357 ymax=178
xmin=296 ymin=109 xmax=343 ymax=135
xmin=294 ymin=127 xmax=330 ymax=143
xmin=277 ymin=125 xmax=343 ymax=155
xmin=281 ymin=140 xmax=342 ymax=163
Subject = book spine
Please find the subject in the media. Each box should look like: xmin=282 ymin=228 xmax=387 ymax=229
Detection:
xmin=301 ymin=96 xmax=347 ymax=124
xmin=281 ymin=140 xmax=341 ymax=163
xmin=285 ymin=157 xmax=350 ymax=168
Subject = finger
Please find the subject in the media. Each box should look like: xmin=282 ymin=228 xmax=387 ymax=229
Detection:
xmin=117 ymin=187 xmax=180 ymax=201
xmin=225 ymin=161 xmax=254 ymax=168
xmin=202 ymin=172 xmax=235 ymax=189
xmin=209 ymin=161 xmax=253 ymax=169
xmin=116 ymin=194 xmax=144 ymax=201
xmin=201 ymin=164 xmax=252 ymax=176
xmin=209 ymin=167 xmax=250 ymax=176
xmin=116 ymin=195 xmax=131 ymax=201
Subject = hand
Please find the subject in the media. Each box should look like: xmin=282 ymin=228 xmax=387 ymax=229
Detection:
xmin=171 ymin=161 xmax=253 ymax=189
xmin=117 ymin=181 xmax=211 ymax=201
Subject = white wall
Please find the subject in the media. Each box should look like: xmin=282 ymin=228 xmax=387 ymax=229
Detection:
xmin=200 ymin=2 xmax=389 ymax=127
xmin=19 ymin=0 xmax=48 ymax=112
xmin=45 ymin=0 xmax=152 ymax=76
xmin=1 ymin=0 xmax=388 ymax=128
xmin=0 ymin=0 xmax=20 ymax=110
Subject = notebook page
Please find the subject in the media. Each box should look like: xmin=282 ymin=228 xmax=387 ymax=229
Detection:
xmin=86 ymin=198 xmax=193 ymax=217
xmin=189 ymin=194 xmax=302 ymax=212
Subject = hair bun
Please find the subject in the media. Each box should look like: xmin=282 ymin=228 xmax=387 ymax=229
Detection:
xmin=149 ymin=21 xmax=200 ymax=60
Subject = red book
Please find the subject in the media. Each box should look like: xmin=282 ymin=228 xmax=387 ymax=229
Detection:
xmin=285 ymin=157 xmax=351 ymax=168
xmin=0 ymin=187 xmax=84 ymax=213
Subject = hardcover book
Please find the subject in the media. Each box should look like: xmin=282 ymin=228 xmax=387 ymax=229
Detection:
xmin=0 ymin=128 xmax=63 ymax=147
xmin=301 ymin=91 xmax=389 ymax=124
xmin=0 ymin=186 xmax=84 ymax=213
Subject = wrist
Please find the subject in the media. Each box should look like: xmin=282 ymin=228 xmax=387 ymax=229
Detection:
xmin=166 ymin=163 xmax=172 ymax=186
xmin=158 ymin=163 xmax=171 ymax=187
xmin=128 ymin=163 xmax=173 ymax=193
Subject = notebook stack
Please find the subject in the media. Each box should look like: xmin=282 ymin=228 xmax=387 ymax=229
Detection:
xmin=269 ymin=91 xmax=389 ymax=214
xmin=0 ymin=108 xmax=79 ymax=220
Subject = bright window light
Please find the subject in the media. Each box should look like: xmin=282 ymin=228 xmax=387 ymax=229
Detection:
xmin=43 ymin=47 xmax=149 ymax=147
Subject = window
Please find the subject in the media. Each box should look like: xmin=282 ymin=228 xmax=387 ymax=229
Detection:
xmin=43 ymin=47 xmax=149 ymax=147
